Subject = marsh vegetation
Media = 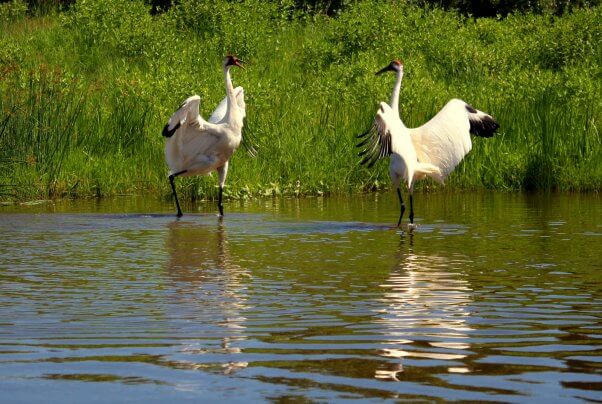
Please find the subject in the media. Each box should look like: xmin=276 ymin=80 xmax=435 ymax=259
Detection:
xmin=1 ymin=0 xmax=600 ymax=202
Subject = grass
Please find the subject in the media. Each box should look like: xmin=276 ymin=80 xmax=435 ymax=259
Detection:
xmin=0 ymin=0 xmax=600 ymax=203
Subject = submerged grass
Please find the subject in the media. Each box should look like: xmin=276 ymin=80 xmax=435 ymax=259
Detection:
xmin=0 ymin=0 xmax=600 ymax=203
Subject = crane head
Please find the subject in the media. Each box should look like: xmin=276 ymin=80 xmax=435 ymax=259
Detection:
xmin=224 ymin=55 xmax=245 ymax=69
xmin=375 ymin=59 xmax=403 ymax=75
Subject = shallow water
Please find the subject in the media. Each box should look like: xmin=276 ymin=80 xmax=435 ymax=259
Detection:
xmin=0 ymin=192 xmax=601 ymax=402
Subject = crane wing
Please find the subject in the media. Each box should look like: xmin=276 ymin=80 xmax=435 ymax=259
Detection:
xmin=162 ymin=95 xmax=208 ymax=138
xmin=209 ymin=86 xmax=257 ymax=157
xmin=357 ymin=102 xmax=396 ymax=168
xmin=208 ymin=86 xmax=246 ymax=123
xmin=409 ymin=99 xmax=498 ymax=180
xmin=235 ymin=88 xmax=258 ymax=157
xmin=209 ymin=87 xmax=256 ymax=157
xmin=163 ymin=95 xmax=226 ymax=174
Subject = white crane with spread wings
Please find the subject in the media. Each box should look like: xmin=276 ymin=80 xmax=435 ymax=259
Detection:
xmin=358 ymin=59 xmax=499 ymax=228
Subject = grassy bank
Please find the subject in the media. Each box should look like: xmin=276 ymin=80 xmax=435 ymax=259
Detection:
xmin=1 ymin=0 xmax=600 ymax=202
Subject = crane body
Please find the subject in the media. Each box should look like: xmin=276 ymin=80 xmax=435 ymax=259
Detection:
xmin=162 ymin=55 xmax=246 ymax=217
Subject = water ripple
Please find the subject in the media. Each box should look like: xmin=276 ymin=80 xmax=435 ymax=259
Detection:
xmin=1 ymin=193 xmax=601 ymax=401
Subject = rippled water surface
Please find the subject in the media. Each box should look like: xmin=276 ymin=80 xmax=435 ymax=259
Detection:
xmin=1 ymin=193 xmax=601 ymax=402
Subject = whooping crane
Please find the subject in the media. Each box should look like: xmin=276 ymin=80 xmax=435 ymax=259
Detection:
xmin=162 ymin=55 xmax=246 ymax=217
xmin=357 ymin=59 xmax=499 ymax=228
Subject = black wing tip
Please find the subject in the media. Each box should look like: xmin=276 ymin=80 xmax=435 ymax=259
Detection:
xmin=356 ymin=125 xmax=391 ymax=166
xmin=356 ymin=130 xmax=370 ymax=138
xmin=469 ymin=115 xmax=499 ymax=138
xmin=357 ymin=149 xmax=369 ymax=157
xmin=465 ymin=103 xmax=499 ymax=138
xmin=366 ymin=158 xmax=378 ymax=168
xmin=359 ymin=155 xmax=371 ymax=166
xmin=356 ymin=137 xmax=372 ymax=148
xmin=241 ymin=127 xmax=259 ymax=157
xmin=465 ymin=103 xmax=478 ymax=114
xmin=162 ymin=122 xmax=180 ymax=138
xmin=246 ymin=145 xmax=258 ymax=157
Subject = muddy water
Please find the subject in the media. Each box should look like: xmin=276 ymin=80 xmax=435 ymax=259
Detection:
xmin=0 ymin=193 xmax=600 ymax=402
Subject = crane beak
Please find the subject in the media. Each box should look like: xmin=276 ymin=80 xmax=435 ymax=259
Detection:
xmin=234 ymin=59 xmax=245 ymax=69
xmin=375 ymin=65 xmax=394 ymax=75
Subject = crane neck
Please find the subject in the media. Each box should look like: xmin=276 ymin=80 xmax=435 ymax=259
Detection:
xmin=223 ymin=66 xmax=239 ymax=123
xmin=389 ymin=70 xmax=403 ymax=118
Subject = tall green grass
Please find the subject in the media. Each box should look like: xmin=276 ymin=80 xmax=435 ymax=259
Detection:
xmin=0 ymin=0 xmax=600 ymax=202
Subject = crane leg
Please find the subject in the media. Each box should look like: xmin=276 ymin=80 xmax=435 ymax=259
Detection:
xmin=409 ymin=194 xmax=414 ymax=224
xmin=217 ymin=186 xmax=224 ymax=217
xmin=169 ymin=170 xmax=187 ymax=218
xmin=396 ymin=187 xmax=406 ymax=227
xmin=217 ymin=162 xmax=229 ymax=217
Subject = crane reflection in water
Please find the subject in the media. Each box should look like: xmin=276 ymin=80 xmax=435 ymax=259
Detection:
xmin=165 ymin=220 xmax=250 ymax=375
xmin=374 ymin=235 xmax=474 ymax=381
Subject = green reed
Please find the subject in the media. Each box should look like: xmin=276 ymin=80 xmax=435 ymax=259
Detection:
xmin=0 ymin=0 xmax=600 ymax=202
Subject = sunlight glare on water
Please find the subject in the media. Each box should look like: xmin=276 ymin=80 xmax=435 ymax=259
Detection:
xmin=0 ymin=192 xmax=600 ymax=402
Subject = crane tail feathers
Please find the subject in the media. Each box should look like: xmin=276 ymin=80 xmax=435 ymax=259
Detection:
xmin=415 ymin=162 xmax=444 ymax=183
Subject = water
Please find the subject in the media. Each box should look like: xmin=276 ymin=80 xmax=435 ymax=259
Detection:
xmin=0 ymin=192 xmax=600 ymax=402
